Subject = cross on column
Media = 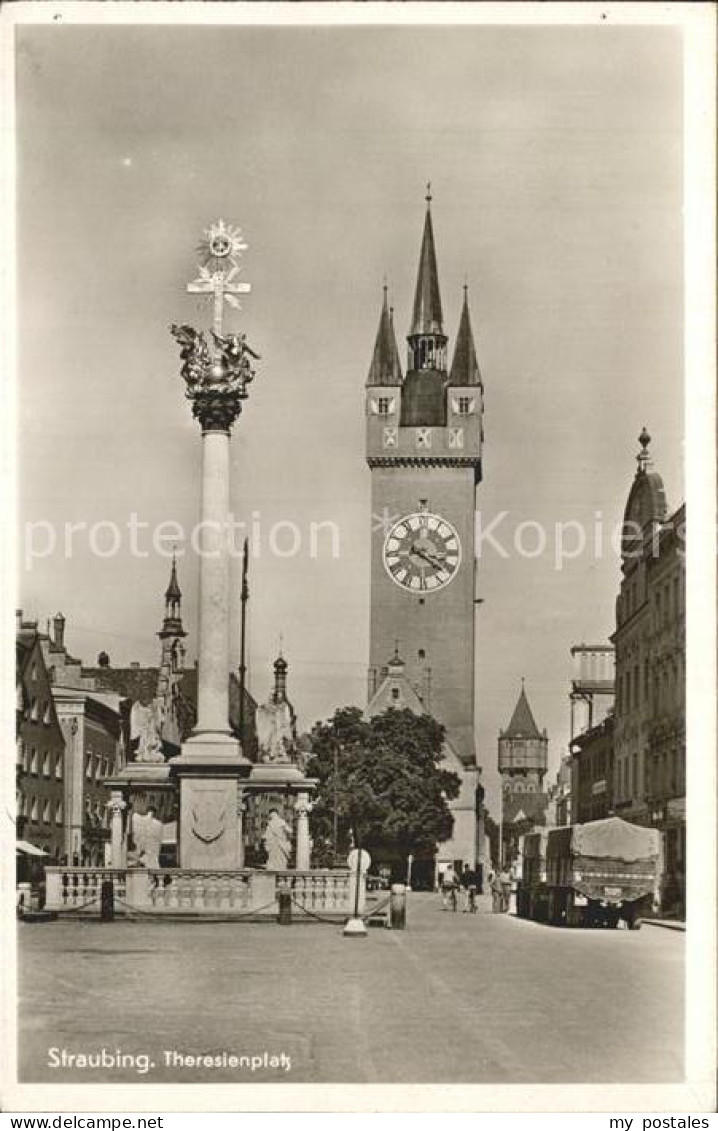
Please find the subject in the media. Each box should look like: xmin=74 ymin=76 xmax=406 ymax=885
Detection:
xmin=187 ymin=268 xmax=252 ymax=337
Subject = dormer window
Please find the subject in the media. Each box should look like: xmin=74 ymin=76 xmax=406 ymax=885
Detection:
xmin=451 ymin=396 xmax=476 ymax=416
xmin=370 ymin=396 xmax=396 ymax=416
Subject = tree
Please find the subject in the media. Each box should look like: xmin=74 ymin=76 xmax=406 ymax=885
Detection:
xmin=306 ymin=706 xmax=461 ymax=875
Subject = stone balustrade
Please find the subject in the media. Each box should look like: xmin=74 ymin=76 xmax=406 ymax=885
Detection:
xmin=44 ymin=866 xmax=359 ymax=919
xmin=45 ymin=868 xmax=128 ymax=912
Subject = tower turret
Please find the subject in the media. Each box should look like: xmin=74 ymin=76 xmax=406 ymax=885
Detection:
xmin=157 ymin=553 xmax=186 ymax=700
xmin=366 ymin=284 xmax=403 ymax=387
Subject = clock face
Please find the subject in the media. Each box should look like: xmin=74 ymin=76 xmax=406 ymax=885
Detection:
xmin=383 ymin=511 xmax=462 ymax=592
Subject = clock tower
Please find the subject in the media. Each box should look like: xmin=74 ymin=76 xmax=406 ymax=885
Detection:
xmin=365 ymin=191 xmax=484 ymax=870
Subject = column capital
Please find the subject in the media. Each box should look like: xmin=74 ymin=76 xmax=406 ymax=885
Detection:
xmin=106 ymin=794 xmax=127 ymax=814
xmin=294 ymin=792 xmax=312 ymax=815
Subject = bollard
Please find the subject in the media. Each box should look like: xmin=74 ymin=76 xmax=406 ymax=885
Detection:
xmin=277 ymin=882 xmax=292 ymax=926
xmin=389 ymin=883 xmax=406 ymax=930
xmin=100 ymin=879 xmax=114 ymax=922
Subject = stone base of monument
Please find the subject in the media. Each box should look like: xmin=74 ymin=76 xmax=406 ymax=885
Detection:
xmin=170 ymin=736 xmax=250 ymax=870
xmin=343 ymin=916 xmax=368 ymax=937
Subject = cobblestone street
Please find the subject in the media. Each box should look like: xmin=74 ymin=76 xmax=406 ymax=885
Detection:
xmin=18 ymin=893 xmax=684 ymax=1085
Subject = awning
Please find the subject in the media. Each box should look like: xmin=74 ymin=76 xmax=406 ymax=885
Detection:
xmin=16 ymin=840 xmax=49 ymax=857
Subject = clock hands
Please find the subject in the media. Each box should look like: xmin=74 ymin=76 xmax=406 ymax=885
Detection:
xmin=400 ymin=540 xmax=448 ymax=570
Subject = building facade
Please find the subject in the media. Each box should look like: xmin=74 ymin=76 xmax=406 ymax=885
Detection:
xmin=16 ymin=613 xmax=66 ymax=859
xmin=365 ymin=192 xmax=485 ymax=868
xmin=611 ymin=430 xmax=685 ymax=916
xmin=570 ymin=714 xmax=614 ymax=825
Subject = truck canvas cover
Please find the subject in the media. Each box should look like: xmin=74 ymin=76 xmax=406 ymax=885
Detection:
xmin=570 ymin=817 xmax=659 ymax=862
xmin=546 ymin=818 xmax=660 ymax=903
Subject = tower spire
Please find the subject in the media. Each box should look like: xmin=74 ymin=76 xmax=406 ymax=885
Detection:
xmin=410 ymin=190 xmax=444 ymax=337
xmin=366 ymin=281 xmax=403 ymax=386
xmin=449 ymin=284 xmax=482 ymax=387
xmin=159 ymin=551 xmax=185 ymax=639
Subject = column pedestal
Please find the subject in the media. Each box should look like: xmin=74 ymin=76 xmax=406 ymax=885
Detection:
xmin=173 ymin=755 xmax=248 ymax=870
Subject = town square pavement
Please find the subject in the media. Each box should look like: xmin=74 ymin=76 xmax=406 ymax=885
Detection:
xmin=18 ymin=893 xmax=684 ymax=1085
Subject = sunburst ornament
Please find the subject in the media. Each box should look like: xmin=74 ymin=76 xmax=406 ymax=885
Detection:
xmin=197 ymin=219 xmax=248 ymax=273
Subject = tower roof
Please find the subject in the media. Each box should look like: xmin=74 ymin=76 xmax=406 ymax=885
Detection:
xmin=449 ymin=286 xmax=482 ymax=387
xmin=504 ymin=683 xmax=542 ymax=740
xmin=367 ymin=286 xmax=403 ymax=386
xmin=165 ymin=553 xmax=182 ymax=603
xmin=410 ymin=190 xmax=444 ymax=336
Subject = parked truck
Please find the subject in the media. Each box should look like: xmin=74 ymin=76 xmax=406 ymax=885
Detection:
xmin=519 ymin=817 xmax=660 ymax=929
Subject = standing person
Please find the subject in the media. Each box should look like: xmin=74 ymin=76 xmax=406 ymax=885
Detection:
xmin=459 ymin=864 xmax=475 ymax=913
xmin=441 ymin=864 xmax=458 ymax=911
xmin=499 ymin=865 xmax=512 ymax=913
xmin=490 ymin=868 xmax=503 ymax=914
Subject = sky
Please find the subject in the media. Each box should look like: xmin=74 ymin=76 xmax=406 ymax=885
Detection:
xmin=15 ymin=20 xmax=684 ymax=815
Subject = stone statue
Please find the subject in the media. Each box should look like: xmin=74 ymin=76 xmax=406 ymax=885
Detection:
xmin=133 ymin=701 xmax=165 ymax=764
xmin=170 ymin=323 xmax=211 ymax=394
xmin=262 ymin=808 xmax=292 ymax=870
xmin=130 ymin=808 xmax=164 ymax=869
xmin=210 ymin=330 xmax=260 ymax=391
xmin=256 ymin=699 xmax=295 ymax=764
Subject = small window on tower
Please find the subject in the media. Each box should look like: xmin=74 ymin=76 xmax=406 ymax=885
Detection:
xmin=378 ymin=397 xmax=392 ymax=415
xmin=452 ymin=396 xmax=476 ymax=416
xmin=418 ymin=649 xmax=426 ymax=660
xmin=391 ymin=688 xmax=400 ymax=701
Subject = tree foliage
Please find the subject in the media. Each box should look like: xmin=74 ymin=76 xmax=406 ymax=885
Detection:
xmin=306 ymin=706 xmax=461 ymax=869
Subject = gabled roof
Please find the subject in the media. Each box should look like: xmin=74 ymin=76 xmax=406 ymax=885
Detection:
xmin=367 ymin=288 xmax=403 ymax=386
xmin=449 ymin=287 xmax=482 ymax=387
xmin=410 ymin=203 xmax=444 ymax=336
xmin=504 ymin=685 xmax=542 ymax=740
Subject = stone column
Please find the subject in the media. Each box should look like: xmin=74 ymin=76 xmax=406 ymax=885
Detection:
xmin=195 ymin=427 xmax=232 ymax=738
xmin=107 ymin=790 xmax=127 ymax=868
xmin=295 ymin=792 xmax=312 ymax=871
xmin=169 ymin=307 xmax=258 ymax=869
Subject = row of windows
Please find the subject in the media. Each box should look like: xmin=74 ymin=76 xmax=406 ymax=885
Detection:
xmin=21 ymin=697 xmax=52 ymax=725
xmin=615 ymin=752 xmax=640 ymax=802
xmin=373 ymin=395 xmax=476 ymax=416
xmin=19 ymin=795 xmax=63 ymax=825
xmin=18 ymin=744 xmax=116 ymax=783
xmin=616 ymin=655 xmax=684 ymax=717
xmin=647 ymin=748 xmax=684 ymax=799
xmin=17 ymin=743 xmax=63 ymax=780
xmin=19 ymin=795 xmax=113 ymax=827
xmin=619 ymin=570 xmax=684 ymax=628
xmin=84 ymin=752 xmax=114 ymax=782
xmin=653 ymin=574 xmax=684 ymax=628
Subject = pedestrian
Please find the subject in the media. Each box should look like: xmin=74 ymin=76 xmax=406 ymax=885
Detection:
xmin=441 ymin=864 xmax=458 ymax=911
xmin=459 ymin=864 xmax=476 ymax=913
xmin=489 ymin=868 xmax=503 ymax=914
xmin=499 ymin=865 xmax=512 ymax=913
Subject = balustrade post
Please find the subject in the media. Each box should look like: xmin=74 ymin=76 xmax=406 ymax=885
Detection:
xmin=237 ymin=791 xmax=246 ymax=868
xmin=45 ymin=868 xmax=62 ymax=910
xmin=107 ymin=790 xmax=127 ymax=868
xmin=294 ymin=791 xmax=312 ymax=871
